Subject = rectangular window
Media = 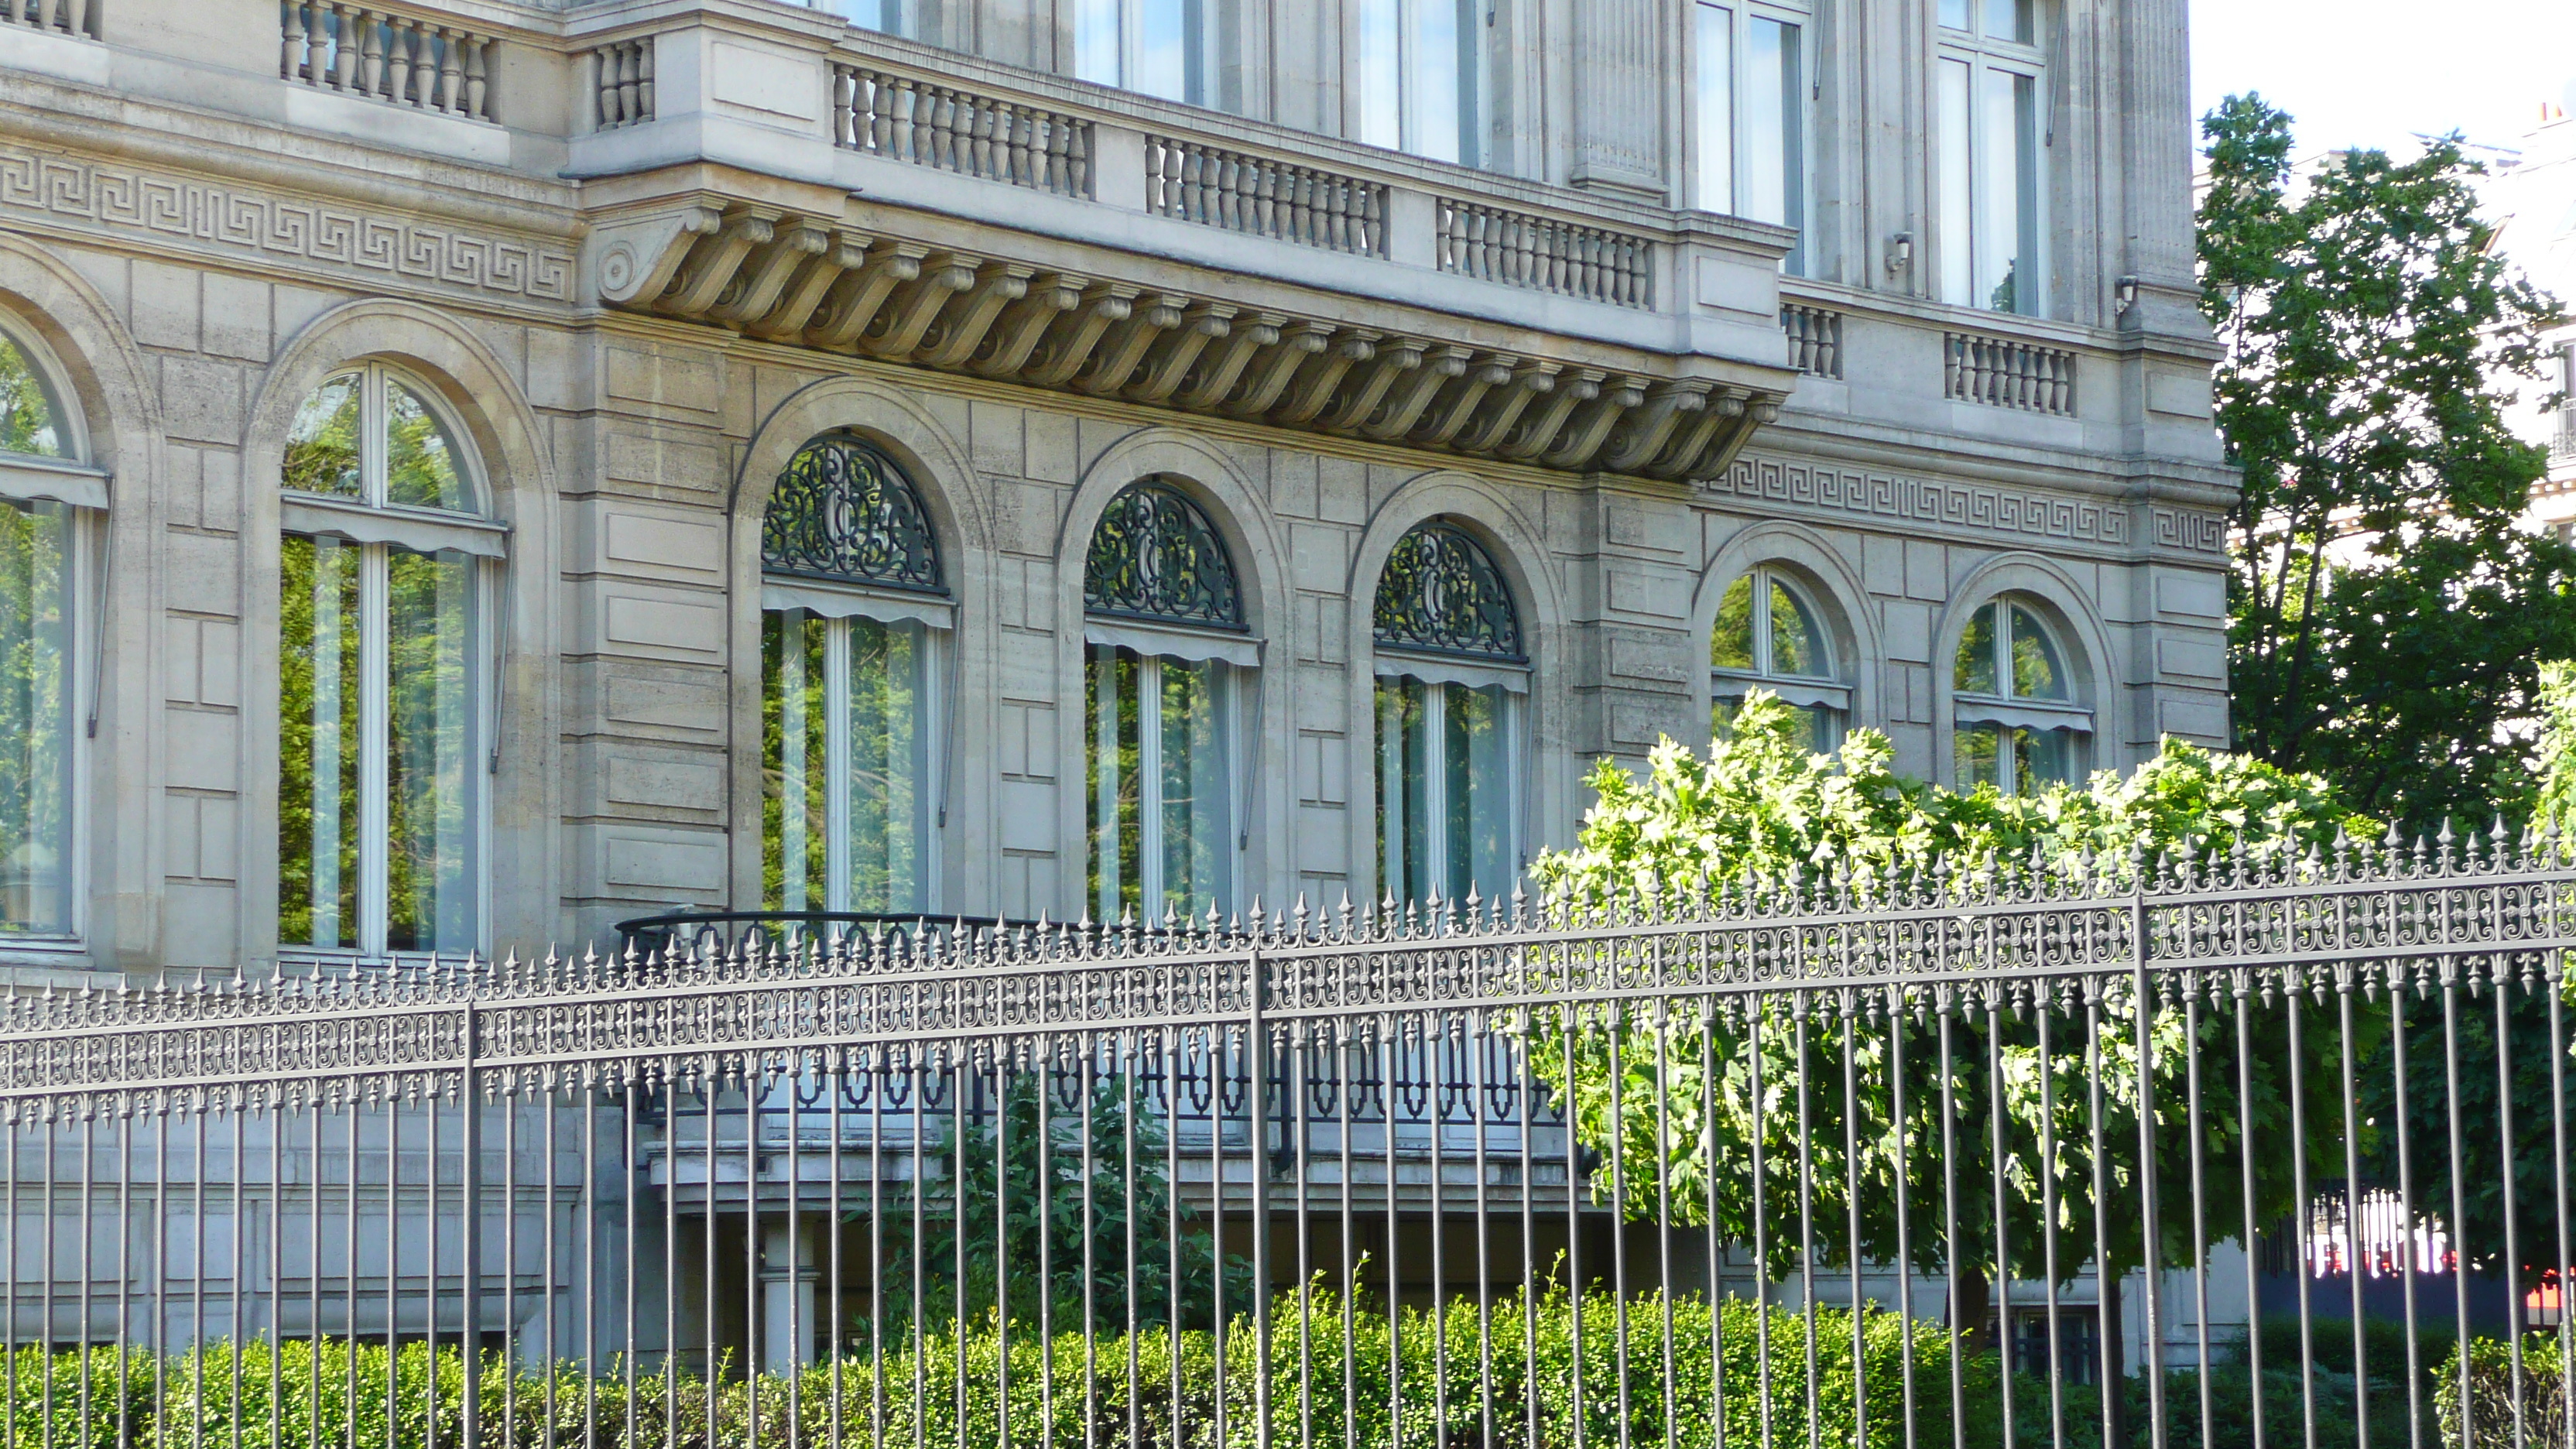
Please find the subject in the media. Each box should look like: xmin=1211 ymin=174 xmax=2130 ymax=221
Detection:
xmin=1357 ymin=0 xmax=1401 ymax=148
xmin=1979 ymin=67 xmax=2036 ymax=313
xmin=1375 ymin=676 xmax=1517 ymax=906
xmin=1692 ymin=3 xmax=1733 ymax=212
xmin=762 ymin=609 xmax=935 ymax=916
xmin=1355 ymin=0 xmax=1474 ymax=164
xmin=0 ymin=499 xmax=73 ymax=937
xmin=279 ymin=534 xmax=482 ymax=956
xmin=1088 ymin=646 xmax=1234 ymax=924
xmin=1077 ymin=0 xmax=1208 ymax=104
xmin=1938 ymin=10 xmax=2043 ymax=315
xmin=1938 ymin=58 xmax=1974 ymax=307
xmin=1694 ymin=4 xmax=1805 ymax=270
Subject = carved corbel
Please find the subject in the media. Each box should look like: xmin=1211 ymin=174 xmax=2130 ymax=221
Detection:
xmin=709 ymin=218 xmax=831 ymax=327
xmin=1358 ymin=344 xmax=1470 ymax=440
xmin=916 ymin=261 xmax=1036 ymax=369
xmin=1643 ymin=388 xmax=1742 ymax=480
xmin=659 ymin=205 xmax=779 ymax=317
xmin=806 ymin=242 xmax=929 ymax=350
xmin=1411 ymin=354 xmax=1520 ymax=447
xmin=1129 ymin=303 xmax=1236 ymax=403
xmin=1321 ymin=339 xmax=1425 ymax=432
xmin=1454 ymin=362 xmax=1559 ymax=454
xmin=1498 ymin=368 xmax=1603 ymax=461
xmin=1224 ymin=321 xmax=1332 ymax=416
xmin=1688 ymin=392 xmax=1783 ymax=482
xmin=1074 ymin=293 xmax=1187 ymax=396
xmin=1024 ymin=283 xmax=1139 ymax=388
xmin=1176 ymin=312 xmax=1284 ymax=413
xmin=589 ymin=200 xmax=723 ymax=310
xmin=750 ymin=231 xmax=871 ymax=341
xmin=861 ymin=252 xmax=981 ymax=359
xmin=1274 ymin=331 xmax=1379 ymax=425
xmin=1542 ymin=375 xmax=1649 ymax=470
xmin=971 ymin=272 xmax=1089 ymax=379
xmin=1600 ymin=381 xmax=1711 ymax=474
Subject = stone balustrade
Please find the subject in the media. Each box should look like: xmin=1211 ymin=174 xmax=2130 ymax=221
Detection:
xmin=279 ymin=2 xmax=495 ymax=122
xmin=1143 ymin=136 xmax=1388 ymax=258
xmin=1781 ymin=301 xmax=1842 ymax=379
xmin=5 ymin=0 xmax=97 ymax=38
xmin=587 ymin=37 xmax=653 ymax=129
xmin=1435 ymin=198 xmax=1655 ymax=310
xmin=832 ymin=63 xmax=1093 ymax=198
xmin=1944 ymin=329 xmax=2078 ymax=416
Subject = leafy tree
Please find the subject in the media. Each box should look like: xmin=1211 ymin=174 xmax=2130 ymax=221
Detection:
xmin=1526 ymin=695 xmax=2372 ymax=1410
xmin=2201 ymin=94 xmax=2575 ymax=833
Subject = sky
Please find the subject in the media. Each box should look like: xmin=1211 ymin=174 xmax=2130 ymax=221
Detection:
xmin=2190 ymin=0 xmax=2576 ymax=159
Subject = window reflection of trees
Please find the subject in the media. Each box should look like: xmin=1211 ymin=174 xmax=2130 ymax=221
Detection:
xmin=0 ymin=501 xmax=70 ymax=933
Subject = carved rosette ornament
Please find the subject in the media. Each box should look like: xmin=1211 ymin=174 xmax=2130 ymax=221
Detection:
xmin=1373 ymin=521 xmax=1523 ymax=662
xmin=760 ymin=433 xmax=944 ymax=593
xmin=1084 ymin=480 xmax=1245 ymax=629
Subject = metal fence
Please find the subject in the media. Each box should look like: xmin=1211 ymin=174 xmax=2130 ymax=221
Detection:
xmin=6 ymin=835 xmax=2576 ymax=1447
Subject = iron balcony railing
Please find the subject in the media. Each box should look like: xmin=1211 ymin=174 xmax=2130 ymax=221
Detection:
xmin=3 ymin=837 xmax=2575 ymax=1447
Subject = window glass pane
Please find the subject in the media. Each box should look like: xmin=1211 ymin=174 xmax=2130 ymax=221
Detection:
xmin=283 ymin=375 xmax=362 ymax=500
xmin=1158 ymin=656 xmax=1231 ymax=922
xmin=1768 ymin=579 xmax=1826 ymax=678
xmin=1357 ymin=0 xmax=1401 ymax=148
xmin=846 ymin=617 xmax=931 ymax=914
xmin=384 ymin=547 xmax=478 ymax=954
xmin=2008 ymin=605 xmax=2069 ymax=700
xmin=1087 ymin=645 xmax=1143 ymax=922
xmin=278 ymin=534 xmax=361 ymax=951
xmin=1954 ymin=603 xmax=1999 ymax=694
xmin=1693 ymin=2 xmax=1732 ymax=212
xmin=385 ymin=380 xmax=470 ymax=512
xmin=762 ymin=610 xmax=829 ymax=913
xmin=1744 ymin=17 xmax=1801 ymax=247
xmin=1711 ymin=693 xmax=1740 ymax=742
xmin=0 ymin=502 xmax=71 ymax=933
xmin=1411 ymin=0 xmax=1463 ymax=163
xmin=0 ymin=336 xmax=63 ymax=459
xmin=1802 ymin=704 xmax=1843 ymax=754
xmin=1075 ymin=0 xmax=1121 ymax=86
xmin=1710 ymin=574 xmax=1755 ymax=670
xmin=1450 ymin=683 xmax=1514 ymax=902
xmin=2012 ymin=725 xmax=2075 ymax=790
xmin=1985 ymin=0 xmax=2032 ymax=43
xmin=1938 ymin=0 xmax=1968 ymax=29
xmin=1954 ymin=721 xmax=2002 ymax=791
xmin=1135 ymin=0 xmax=1191 ymax=101
xmin=1978 ymin=67 xmax=2035 ymax=313
xmin=1937 ymin=60 xmax=1973 ymax=307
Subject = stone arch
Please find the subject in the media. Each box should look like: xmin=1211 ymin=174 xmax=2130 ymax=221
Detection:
xmin=1692 ymin=519 xmax=1886 ymax=737
xmin=1933 ymin=551 xmax=2122 ymax=786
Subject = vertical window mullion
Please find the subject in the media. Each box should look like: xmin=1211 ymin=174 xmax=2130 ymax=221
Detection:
xmin=357 ymin=543 xmax=391 ymax=956
xmin=1377 ymin=680 xmax=1406 ymax=904
xmin=823 ymin=616 xmax=852 ymax=915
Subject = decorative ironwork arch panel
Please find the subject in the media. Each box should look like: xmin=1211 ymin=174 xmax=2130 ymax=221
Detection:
xmin=761 ymin=434 xmax=945 ymax=593
xmin=1083 ymin=480 xmax=1245 ymax=629
xmin=1374 ymin=521 xmax=1524 ymax=661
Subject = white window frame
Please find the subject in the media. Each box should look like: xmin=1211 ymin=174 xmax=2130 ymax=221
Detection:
xmin=1373 ymin=656 xmax=1526 ymax=909
xmin=1950 ymin=594 xmax=2090 ymax=796
xmin=1710 ymin=564 xmax=1849 ymax=745
xmin=1085 ymin=631 xmax=1249 ymax=926
xmin=1353 ymin=0 xmax=1480 ymax=166
xmin=279 ymin=362 xmax=498 ymax=960
xmin=1936 ymin=0 xmax=2047 ymax=317
xmin=759 ymin=580 xmax=951 ymax=917
xmin=0 ymin=320 xmax=100 ymax=954
xmin=1690 ymin=0 xmax=1812 ymax=272
xmin=1076 ymin=0 xmax=1214 ymax=107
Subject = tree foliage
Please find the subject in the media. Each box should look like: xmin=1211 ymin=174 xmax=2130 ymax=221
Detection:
xmin=2201 ymin=94 xmax=2574 ymax=832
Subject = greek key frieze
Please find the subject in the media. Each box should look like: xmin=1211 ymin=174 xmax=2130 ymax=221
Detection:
xmin=0 ymin=151 xmax=574 ymax=303
xmin=1701 ymin=454 xmax=2222 ymax=556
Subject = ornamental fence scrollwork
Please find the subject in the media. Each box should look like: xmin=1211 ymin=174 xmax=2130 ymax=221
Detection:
xmin=1082 ymin=478 xmax=1244 ymax=629
xmin=759 ymin=433 xmax=944 ymax=593
xmin=1373 ymin=519 xmax=1524 ymax=661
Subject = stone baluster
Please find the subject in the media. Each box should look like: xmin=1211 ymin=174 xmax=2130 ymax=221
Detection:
xmin=281 ymin=3 xmax=304 ymax=82
xmin=437 ymin=27 xmax=462 ymax=113
xmin=1064 ymin=121 xmax=1088 ymax=197
xmin=385 ymin=16 xmax=416 ymax=106
xmin=303 ymin=4 xmax=331 ymax=87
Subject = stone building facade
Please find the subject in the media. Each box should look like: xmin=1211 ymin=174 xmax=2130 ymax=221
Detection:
xmin=0 ymin=0 xmax=2230 ymax=977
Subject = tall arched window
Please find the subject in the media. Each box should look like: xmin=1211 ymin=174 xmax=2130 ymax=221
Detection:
xmin=1373 ymin=520 xmax=1523 ymax=907
xmin=1084 ymin=480 xmax=1250 ymax=924
xmin=1710 ymin=564 xmax=1845 ymax=751
xmin=277 ymin=363 xmax=500 ymax=956
xmin=759 ymin=433 xmax=946 ymax=918
xmin=0 ymin=321 xmax=99 ymax=942
xmin=1952 ymin=593 xmax=2089 ymax=794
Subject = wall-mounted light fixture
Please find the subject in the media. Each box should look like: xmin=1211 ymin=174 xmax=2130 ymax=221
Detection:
xmin=1886 ymin=232 xmax=1914 ymax=279
xmin=2115 ymin=275 xmax=2140 ymax=316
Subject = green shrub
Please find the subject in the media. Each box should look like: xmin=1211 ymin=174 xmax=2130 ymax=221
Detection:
xmin=2432 ymin=1334 xmax=2569 ymax=1449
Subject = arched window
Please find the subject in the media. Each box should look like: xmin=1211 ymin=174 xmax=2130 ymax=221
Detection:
xmin=1084 ymin=480 xmax=1249 ymax=924
xmin=759 ymin=433 xmax=947 ymax=918
xmin=276 ymin=363 xmax=501 ymax=957
xmin=0 ymin=322 xmax=99 ymax=942
xmin=1372 ymin=520 xmax=1524 ymax=907
xmin=1710 ymin=564 xmax=1846 ymax=751
xmin=1951 ymin=593 xmax=2089 ymax=794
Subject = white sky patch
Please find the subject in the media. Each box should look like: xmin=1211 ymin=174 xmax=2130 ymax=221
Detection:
xmin=2191 ymin=0 xmax=2576 ymax=156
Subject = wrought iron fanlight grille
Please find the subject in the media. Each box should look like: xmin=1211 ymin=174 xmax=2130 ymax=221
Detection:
xmin=1373 ymin=521 xmax=1523 ymax=661
xmin=1083 ymin=480 xmax=1245 ymax=629
xmin=760 ymin=434 xmax=944 ymax=593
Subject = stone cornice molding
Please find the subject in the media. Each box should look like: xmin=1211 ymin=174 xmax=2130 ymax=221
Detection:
xmin=1701 ymin=451 xmax=2229 ymax=561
